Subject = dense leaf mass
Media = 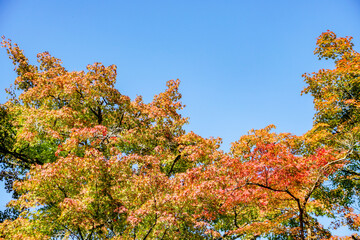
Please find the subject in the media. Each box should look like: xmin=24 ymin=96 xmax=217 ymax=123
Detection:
xmin=0 ymin=32 xmax=359 ymax=239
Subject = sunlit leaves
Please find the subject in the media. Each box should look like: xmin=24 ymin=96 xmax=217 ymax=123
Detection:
xmin=1 ymin=31 xmax=360 ymax=239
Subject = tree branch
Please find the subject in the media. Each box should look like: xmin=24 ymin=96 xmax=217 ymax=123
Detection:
xmin=167 ymin=155 xmax=181 ymax=177
xmin=142 ymin=214 xmax=158 ymax=240
xmin=246 ymin=182 xmax=299 ymax=201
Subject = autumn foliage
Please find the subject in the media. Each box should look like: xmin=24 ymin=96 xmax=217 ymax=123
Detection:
xmin=0 ymin=31 xmax=359 ymax=239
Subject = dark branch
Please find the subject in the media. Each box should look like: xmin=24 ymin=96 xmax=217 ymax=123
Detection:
xmin=246 ymin=182 xmax=299 ymax=201
xmin=233 ymin=206 xmax=239 ymax=228
xmin=0 ymin=144 xmax=42 ymax=165
xmin=142 ymin=214 xmax=158 ymax=240
xmin=77 ymin=226 xmax=84 ymax=240
xmin=89 ymin=106 xmax=103 ymax=125
xmin=167 ymin=155 xmax=181 ymax=177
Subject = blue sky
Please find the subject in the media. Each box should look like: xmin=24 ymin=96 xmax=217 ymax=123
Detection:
xmin=0 ymin=0 xmax=360 ymax=237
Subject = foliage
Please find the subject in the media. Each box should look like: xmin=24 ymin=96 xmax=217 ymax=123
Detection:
xmin=302 ymin=30 xmax=360 ymax=235
xmin=0 ymin=31 xmax=359 ymax=239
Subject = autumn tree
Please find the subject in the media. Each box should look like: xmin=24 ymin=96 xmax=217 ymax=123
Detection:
xmin=0 ymin=38 xmax=224 ymax=239
xmin=173 ymin=125 xmax=349 ymax=239
xmin=302 ymin=30 xmax=360 ymax=233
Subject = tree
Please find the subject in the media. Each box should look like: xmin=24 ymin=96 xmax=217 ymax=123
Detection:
xmin=0 ymin=38 xmax=221 ymax=239
xmin=302 ymin=30 xmax=360 ymax=233
xmin=174 ymin=126 xmax=347 ymax=239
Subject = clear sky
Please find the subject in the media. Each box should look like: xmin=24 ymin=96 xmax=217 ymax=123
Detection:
xmin=0 ymin=0 xmax=360 ymax=237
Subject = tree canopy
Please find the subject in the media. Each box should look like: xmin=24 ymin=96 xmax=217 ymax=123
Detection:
xmin=0 ymin=31 xmax=359 ymax=239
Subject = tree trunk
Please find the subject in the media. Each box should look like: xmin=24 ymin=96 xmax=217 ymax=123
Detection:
xmin=298 ymin=205 xmax=305 ymax=240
